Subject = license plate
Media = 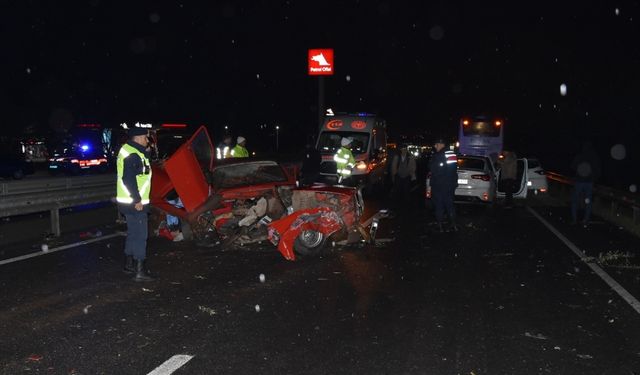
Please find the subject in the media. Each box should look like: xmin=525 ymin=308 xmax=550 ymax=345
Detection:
xmin=458 ymin=179 xmax=468 ymax=184
xmin=49 ymin=165 xmax=58 ymax=169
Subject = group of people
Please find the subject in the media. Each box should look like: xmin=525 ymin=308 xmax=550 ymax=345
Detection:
xmin=216 ymin=135 xmax=249 ymax=159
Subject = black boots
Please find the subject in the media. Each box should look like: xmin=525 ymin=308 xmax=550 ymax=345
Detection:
xmin=123 ymin=255 xmax=134 ymax=274
xmin=133 ymin=259 xmax=154 ymax=282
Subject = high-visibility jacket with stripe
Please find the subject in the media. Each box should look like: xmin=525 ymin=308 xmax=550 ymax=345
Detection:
xmin=116 ymin=144 xmax=152 ymax=205
xmin=230 ymin=144 xmax=249 ymax=158
xmin=216 ymin=144 xmax=231 ymax=159
xmin=333 ymin=146 xmax=356 ymax=177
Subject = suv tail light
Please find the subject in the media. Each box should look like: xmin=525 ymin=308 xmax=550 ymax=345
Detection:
xmin=471 ymin=174 xmax=491 ymax=181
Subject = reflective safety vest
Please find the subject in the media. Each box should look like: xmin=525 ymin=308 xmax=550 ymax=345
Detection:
xmin=116 ymin=144 xmax=152 ymax=205
xmin=445 ymin=150 xmax=457 ymax=165
xmin=216 ymin=145 xmax=231 ymax=159
xmin=230 ymin=144 xmax=249 ymax=158
xmin=333 ymin=146 xmax=356 ymax=177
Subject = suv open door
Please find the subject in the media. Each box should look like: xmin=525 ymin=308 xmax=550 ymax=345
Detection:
xmin=496 ymin=158 xmax=528 ymax=199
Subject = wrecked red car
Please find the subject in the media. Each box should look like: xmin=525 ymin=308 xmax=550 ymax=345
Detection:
xmin=150 ymin=126 xmax=367 ymax=261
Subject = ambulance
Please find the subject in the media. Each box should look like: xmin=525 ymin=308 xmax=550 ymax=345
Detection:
xmin=316 ymin=113 xmax=388 ymax=189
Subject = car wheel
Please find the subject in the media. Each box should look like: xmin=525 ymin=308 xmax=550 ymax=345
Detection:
xmin=293 ymin=230 xmax=326 ymax=257
xmin=12 ymin=169 xmax=24 ymax=180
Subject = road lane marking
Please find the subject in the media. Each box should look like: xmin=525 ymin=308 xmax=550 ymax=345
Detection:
xmin=147 ymin=355 xmax=194 ymax=375
xmin=0 ymin=232 xmax=125 ymax=266
xmin=528 ymin=206 xmax=640 ymax=315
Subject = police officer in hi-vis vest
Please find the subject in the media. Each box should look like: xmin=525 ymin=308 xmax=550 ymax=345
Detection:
xmin=117 ymin=125 xmax=154 ymax=282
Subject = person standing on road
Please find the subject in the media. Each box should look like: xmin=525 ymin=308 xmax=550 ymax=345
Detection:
xmin=301 ymin=140 xmax=321 ymax=186
xmin=498 ymin=150 xmax=518 ymax=208
xmin=570 ymin=141 xmax=601 ymax=226
xmin=216 ymin=134 xmax=233 ymax=159
xmin=391 ymin=144 xmax=417 ymax=204
xmin=116 ymin=126 xmax=154 ymax=282
xmin=231 ymin=136 xmax=249 ymax=158
xmin=334 ymin=137 xmax=356 ymax=185
xmin=429 ymin=138 xmax=458 ymax=232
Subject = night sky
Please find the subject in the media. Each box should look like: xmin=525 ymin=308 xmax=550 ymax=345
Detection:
xmin=2 ymin=1 xmax=639 ymax=182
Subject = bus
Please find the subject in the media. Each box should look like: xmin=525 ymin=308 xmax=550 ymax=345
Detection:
xmin=458 ymin=115 xmax=504 ymax=162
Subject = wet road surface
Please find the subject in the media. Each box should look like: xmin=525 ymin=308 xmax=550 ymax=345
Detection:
xmin=1 ymin=196 xmax=640 ymax=374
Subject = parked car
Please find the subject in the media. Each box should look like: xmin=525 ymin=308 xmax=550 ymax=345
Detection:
xmin=426 ymin=154 xmax=531 ymax=205
xmin=150 ymin=126 xmax=368 ymax=261
xmin=426 ymin=154 xmax=497 ymax=204
xmin=525 ymin=158 xmax=548 ymax=194
xmin=48 ymin=146 xmax=110 ymax=175
xmin=0 ymin=155 xmax=35 ymax=180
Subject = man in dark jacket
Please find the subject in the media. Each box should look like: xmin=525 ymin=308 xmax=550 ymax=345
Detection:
xmin=498 ymin=150 xmax=518 ymax=208
xmin=571 ymin=141 xmax=601 ymax=226
xmin=116 ymin=126 xmax=154 ymax=282
xmin=301 ymin=141 xmax=321 ymax=186
xmin=429 ymin=138 xmax=458 ymax=232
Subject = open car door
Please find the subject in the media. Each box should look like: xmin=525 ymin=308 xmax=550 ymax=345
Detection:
xmin=496 ymin=158 xmax=528 ymax=199
xmin=151 ymin=126 xmax=215 ymax=216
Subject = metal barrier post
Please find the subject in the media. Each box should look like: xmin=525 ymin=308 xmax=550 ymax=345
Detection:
xmin=50 ymin=208 xmax=61 ymax=237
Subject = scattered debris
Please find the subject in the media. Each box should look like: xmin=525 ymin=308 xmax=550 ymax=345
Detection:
xmin=26 ymin=354 xmax=43 ymax=362
xmin=141 ymin=288 xmax=154 ymax=293
xmin=198 ymin=306 xmax=217 ymax=316
xmin=554 ymin=346 xmax=561 ymax=350
xmin=524 ymin=332 xmax=548 ymax=340
xmin=597 ymin=250 xmax=638 ymax=269
xmin=577 ymin=354 xmax=593 ymax=360
xmin=194 ymin=275 xmax=206 ymax=280
xmin=317 ymin=278 xmax=329 ymax=281
xmin=83 ymin=305 xmax=92 ymax=314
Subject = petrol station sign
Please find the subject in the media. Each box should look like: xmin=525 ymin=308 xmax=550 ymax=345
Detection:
xmin=308 ymin=49 xmax=334 ymax=76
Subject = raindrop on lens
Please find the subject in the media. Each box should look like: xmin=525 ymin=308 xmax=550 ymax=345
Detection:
xmin=610 ymin=144 xmax=626 ymax=160
xmin=560 ymin=83 xmax=567 ymax=96
xmin=630 ymin=185 xmax=637 ymax=193
xmin=429 ymin=25 xmax=444 ymax=40
xmin=255 ymin=304 xmax=261 ymax=312
xmin=346 ymin=75 xmax=351 ymax=82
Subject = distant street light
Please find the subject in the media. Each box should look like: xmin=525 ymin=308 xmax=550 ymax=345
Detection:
xmin=275 ymin=125 xmax=280 ymax=151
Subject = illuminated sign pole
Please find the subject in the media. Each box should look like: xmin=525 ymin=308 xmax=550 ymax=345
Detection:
xmin=308 ymin=49 xmax=334 ymax=130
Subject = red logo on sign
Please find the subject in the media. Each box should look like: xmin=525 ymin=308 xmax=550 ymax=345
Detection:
xmin=351 ymin=120 xmax=366 ymax=130
xmin=308 ymin=49 xmax=334 ymax=76
xmin=326 ymin=120 xmax=343 ymax=130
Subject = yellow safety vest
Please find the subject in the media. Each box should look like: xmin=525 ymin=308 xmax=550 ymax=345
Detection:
xmin=333 ymin=147 xmax=355 ymax=176
xmin=231 ymin=145 xmax=249 ymax=158
xmin=116 ymin=143 xmax=152 ymax=205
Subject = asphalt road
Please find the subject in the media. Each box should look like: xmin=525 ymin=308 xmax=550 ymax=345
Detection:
xmin=1 ymin=195 xmax=640 ymax=374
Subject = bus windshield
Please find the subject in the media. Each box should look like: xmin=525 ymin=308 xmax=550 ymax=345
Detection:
xmin=317 ymin=132 xmax=369 ymax=155
xmin=462 ymin=121 xmax=501 ymax=137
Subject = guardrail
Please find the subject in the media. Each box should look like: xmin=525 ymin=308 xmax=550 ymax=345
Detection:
xmin=0 ymin=174 xmax=116 ymax=236
xmin=545 ymin=172 xmax=640 ymax=225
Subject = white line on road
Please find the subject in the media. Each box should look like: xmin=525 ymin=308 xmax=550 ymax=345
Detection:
xmin=147 ymin=355 xmax=194 ymax=375
xmin=528 ymin=206 xmax=640 ymax=315
xmin=0 ymin=232 xmax=125 ymax=266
